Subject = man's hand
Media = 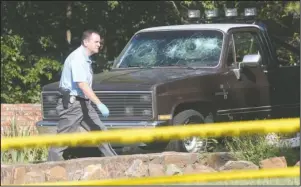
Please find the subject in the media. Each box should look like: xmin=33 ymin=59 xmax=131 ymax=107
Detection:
xmin=77 ymin=82 xmax=109 ymax=117
xmin=96 ymin=103 xmax=110 ymax=118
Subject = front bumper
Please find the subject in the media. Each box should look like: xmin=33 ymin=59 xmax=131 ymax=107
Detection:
xmin=36 ymin=120 xmax=169 ymax=148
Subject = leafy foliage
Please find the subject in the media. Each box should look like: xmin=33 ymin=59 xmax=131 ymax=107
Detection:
xmin=1 ymin=34 xmax=61 ymax=103
xmin=1 ymin=1 xmax=300 ymax=103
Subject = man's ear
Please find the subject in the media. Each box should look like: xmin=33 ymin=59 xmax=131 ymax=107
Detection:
xmin=82 ymin=39 xmax=89 ymax=47
xmin=82 ymin=40 xmax=87 ymax=47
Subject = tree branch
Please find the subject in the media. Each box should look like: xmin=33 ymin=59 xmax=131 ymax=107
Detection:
xmin=167 ymin=1 xmax=188 ymax=24
xmin=168 ymin=1 xmax=180 ymax=16
xmin=179 ymin=3 xmax=189 ymax=11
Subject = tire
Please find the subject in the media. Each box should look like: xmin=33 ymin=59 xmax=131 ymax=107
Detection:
xmin=165 ymin=109 xmax=209 ymax=153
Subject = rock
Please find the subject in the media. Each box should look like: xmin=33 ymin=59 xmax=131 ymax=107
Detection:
xmin=63 ymin=162 xmax=83 ymax=181
xmin=163 ymin=152 xmax=199 ymax=168
xmin=102 ymin=161 xmax=128 ymax=178
xmin=149 ymin=153 xmax=165 ymax=164
xmin=24 ymin=171 xmax=45 ymax=184
xmin=295 ymin=161 xmax=300 ymax=166
xmin=198 ymin=152 xmax=237 ymax=170
xmin=193 ymin=164 xmax=217 ymax=173
xmin=183 ymin=165 xmax=195 ymax=174
xmin=125 ymin=159 xmax=148 ymax=178
xmin=1 ymin=166 xmax=13 ymax=185
xmin=259 ymin=157 xmax=287 ymax=169
xmin=183 ymin=164 xmax=216 ymax=174
xmin=165 ymin=164 xmax=183 ymax=176
xmin=101 ymin=154 xmax=149 ymax=178
xmin=148 ymin=163 xmax=164 ymax=176
xmin=13 ymin=167 xmax=26 ymax=184
xmin=46 ymin=166 xmax=67 ymax=181
xmin=82 ymin=164 xmax=108 ymax=180
xmin=70 ymin=170 xmax=83 ymax=181
xmin=219 ymin=161 xmax=259 ymax=171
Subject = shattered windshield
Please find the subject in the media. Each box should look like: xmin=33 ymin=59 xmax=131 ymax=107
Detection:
xmin=116 ymin=30 xmax=224 ymax=68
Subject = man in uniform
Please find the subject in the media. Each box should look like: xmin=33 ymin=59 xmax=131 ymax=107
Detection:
xmin=47 ymin=30 xmax=117 ymax=161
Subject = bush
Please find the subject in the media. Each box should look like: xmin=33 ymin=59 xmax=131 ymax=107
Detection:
xmin=1 ymin=34 xmax=61 ymax=103
xmin=224 ymin=133 xmax=300 ymax=166
xmin=1 ymin=118 xmax=48 ymax=164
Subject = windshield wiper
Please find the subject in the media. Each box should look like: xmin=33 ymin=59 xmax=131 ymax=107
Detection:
xmin=139 ymin=64 xmax=154 ymax=69
xmin=168 ymin=64 xmax=197 ymax=70
xmin=127 ymin=64 xmax=154 ymax=69
xmin=128 ymin=63 xmax=197 ymax=70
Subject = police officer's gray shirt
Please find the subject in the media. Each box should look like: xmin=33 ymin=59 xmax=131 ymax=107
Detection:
xmin=59 ymin=45 xmax=93 ymax=98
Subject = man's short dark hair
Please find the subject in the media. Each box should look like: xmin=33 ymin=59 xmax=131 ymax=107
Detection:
xmin=81 ymin=29 xmax=103 ymax=45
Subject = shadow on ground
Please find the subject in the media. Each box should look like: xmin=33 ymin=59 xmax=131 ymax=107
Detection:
xmin=61 ymin=145 xmax=163 ymax=160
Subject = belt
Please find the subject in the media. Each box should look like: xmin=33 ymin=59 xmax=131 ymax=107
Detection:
xmin=73 ymin=96 xmax=89 ymax=101
xmin=58 ymin=95 xmax=89 ymax=101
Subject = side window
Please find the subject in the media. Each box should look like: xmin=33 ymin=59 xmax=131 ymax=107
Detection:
xmin=226 ymin=35 xmax=236 ymax=67
xmin=273 ymin=41 xmax=300 ymax=67
xmin=232 ymin=31 xmax=265 ymax=65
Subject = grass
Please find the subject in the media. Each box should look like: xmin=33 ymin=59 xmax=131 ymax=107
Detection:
xmin=1 ymin=118 xmax=48 ymax=164
xmin=223 ymin=133 xmax=300 ymax=166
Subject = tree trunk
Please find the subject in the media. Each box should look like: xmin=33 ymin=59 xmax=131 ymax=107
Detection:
xmin=66 ymin=2 xmax=72 ymax=44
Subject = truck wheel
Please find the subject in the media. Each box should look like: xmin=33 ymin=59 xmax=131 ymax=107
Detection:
xmin=165 ymin=110 xmax=209 ymax=153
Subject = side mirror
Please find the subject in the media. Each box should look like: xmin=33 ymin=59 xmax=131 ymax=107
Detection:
xmin=240 ymin=54 xmax=261 ymax=68
xmin=233 ymin=54 xmax=261 ymax=80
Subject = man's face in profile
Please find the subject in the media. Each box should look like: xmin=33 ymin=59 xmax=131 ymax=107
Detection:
xmin=84 ymin=33 xmax=104 ymax=55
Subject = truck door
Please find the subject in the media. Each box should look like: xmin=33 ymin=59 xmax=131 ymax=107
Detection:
xmin=221 ymin=28 xmax=271 ymax=120
xmin=265 ymin=39 xmax=300 ymax=118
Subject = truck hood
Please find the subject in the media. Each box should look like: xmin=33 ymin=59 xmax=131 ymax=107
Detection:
xmin=42 ymin=68 xmax=213 ymax=91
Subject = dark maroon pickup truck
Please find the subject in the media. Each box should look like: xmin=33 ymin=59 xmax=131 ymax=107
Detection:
xmin=37 ymin=13 xmax=300 ymax=154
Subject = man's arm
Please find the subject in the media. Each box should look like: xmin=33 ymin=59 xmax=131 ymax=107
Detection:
xmin=77 ymin=82 xmax=109 ymax=117
xmin=77 ymin=82 xmax=101 ymax=105
xmin=71 ymin=59 xmax=109 ymax=117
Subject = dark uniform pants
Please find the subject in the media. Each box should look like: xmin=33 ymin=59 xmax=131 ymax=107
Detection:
xmin=47 ymin=98 xmax=117 ymax=161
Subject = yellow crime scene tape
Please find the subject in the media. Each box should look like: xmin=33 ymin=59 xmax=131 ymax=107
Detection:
xmin=1 ymin=118 xmax=299 ymax=151
xmin=2 ymin=117 xmax=300 ymax=186
xmin=24 ymin=167 xmax=299 ymax=186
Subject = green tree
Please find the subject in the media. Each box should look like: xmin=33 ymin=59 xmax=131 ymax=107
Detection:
xmin=1 ymin=1 xmax=299 ymax=103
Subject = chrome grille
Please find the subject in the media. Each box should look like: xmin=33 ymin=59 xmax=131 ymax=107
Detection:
xmin=41 ymin=91 xmax=153 ymax=120
xmin=42 ymin=92 xmax=60 ymax=120
xmin=94 ymin=91 xmax=153 ymax=120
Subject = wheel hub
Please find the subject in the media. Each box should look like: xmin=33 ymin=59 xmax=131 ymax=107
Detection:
xmin=183 ymin=118 xmax=207 ymax=153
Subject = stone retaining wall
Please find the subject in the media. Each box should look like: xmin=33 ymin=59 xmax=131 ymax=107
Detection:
xmin=0 ymin=152 xmax=238 ymax=185
xmin=2 ymin=152 xmax=293 ymax=185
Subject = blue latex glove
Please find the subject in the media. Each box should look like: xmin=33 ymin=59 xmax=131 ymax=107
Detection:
xmin=96 ymin=103 xmax=110 ymax=118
